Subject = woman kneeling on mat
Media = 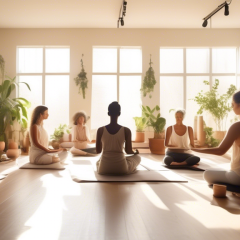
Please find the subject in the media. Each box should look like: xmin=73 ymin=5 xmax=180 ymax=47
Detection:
xmin=164 ymin=109 xmax=200 ymax=166
xmin=192 ymin=91 xmax=240 ymax=196
xmin=96 ymin=102 xmax=141 ymax=175
xmin=29 ymin=106 xmax=68 ymax=164
xmin=70 ymin=111 xmax=96 ymax=155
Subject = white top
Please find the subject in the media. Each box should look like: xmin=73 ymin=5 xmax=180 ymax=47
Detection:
xmin=71 ymin=125 xmax=91 ymax=142
xmin=29 ymin=124 xmax=49 ymax=163
xmin=231 ymin=141 xmax=240 ymax=176
xmin=168 ymin=125 xmax=190 ymax=150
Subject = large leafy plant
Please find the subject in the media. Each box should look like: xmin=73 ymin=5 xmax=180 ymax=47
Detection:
xmin=50 ymin=124 xmax=71 ymax=141
xmin=0 ymin=76 xmax=31 ymax=144
xmin=192 ymin=79 xmax=236 ymax=131
xmin=142 ymin=105 xmax=166 ymax=139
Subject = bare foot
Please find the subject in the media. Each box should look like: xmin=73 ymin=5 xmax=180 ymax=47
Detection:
xmin=170 ymin=161 xmax=187 ymax=166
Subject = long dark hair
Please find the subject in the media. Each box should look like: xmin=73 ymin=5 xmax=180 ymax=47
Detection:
xmin=233 ymin=91 xmax=240 ymax=104
xmin=30 ymin=105 xmax=48 ymax=127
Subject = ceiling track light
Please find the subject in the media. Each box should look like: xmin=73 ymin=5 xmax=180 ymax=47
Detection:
xmin=117 ymin=1 xmax=127 ymax=28
xmin=202 ymin=0 xmax=232 ymax=28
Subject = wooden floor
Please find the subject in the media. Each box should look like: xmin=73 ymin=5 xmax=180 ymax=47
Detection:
xmin=0 ymin=152 xmax=240 ymax=240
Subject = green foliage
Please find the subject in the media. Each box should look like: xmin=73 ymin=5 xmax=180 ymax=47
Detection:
xmin=192 ymin=79 xmax=237 ymax=131
xmin=142 ymin=105 xmax=166 ymax=136
xmin=133 ymin=116 xmax=146 ymax=132
xmin=50 ymin=124 xmax=71 ymax=141
xmin=0 ymin=76 xmax=31 ymax=143
xmin=204 ymin=126 xmax=220 ymax=148
xmin=140 ymin=55 xmax=156 ymax=98
xmin=74 ymin=55 xmax=88 ymax=99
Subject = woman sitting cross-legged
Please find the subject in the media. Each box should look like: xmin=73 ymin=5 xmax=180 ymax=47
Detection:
xmin=96 ymin=102 xmax=141 ymax=175
xmin=192 ymin=91 xmax=240 ymax=196
xmin=70 ymin=111 xmax=96 ymax=155
xmin=164 ymin=109 xmax=200 ymax=167
xmin=29 ymin=105 xmax=68 ymax=164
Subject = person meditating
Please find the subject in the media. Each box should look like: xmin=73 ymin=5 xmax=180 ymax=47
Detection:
xmin=192 ymin=91 xmax=240 ymax=196
xmin=70 ymin=111 xmax=96 ymax=155
xmin=96 ymin=102 xmax=141 ymax=175
xmin=29 ymin=105 xmax=68 ymax=164
xmin=164 ymin=109 xmax=200 ymax=166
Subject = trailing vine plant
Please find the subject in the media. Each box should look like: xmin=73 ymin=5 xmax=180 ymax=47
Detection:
xmin=0 ymin=55 xmax=5 ymax=84
xmin=74 ymin=54 xmax=88 ymax=99
xmin=140 ymin=55 xmax=156 ymax=98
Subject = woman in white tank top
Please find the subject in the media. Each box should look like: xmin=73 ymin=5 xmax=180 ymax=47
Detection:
xmin=70 ymin=111 xmax=96 ymax=155
xmin=192 ymin=91 xmax=240 ymax=194
xmin=29 ymin=106 xmax=68 ymax=164
xmin=164 ymin=109 xmax=200 ymax=166
xmin=96 ymin=102 xmax=141 ymax=175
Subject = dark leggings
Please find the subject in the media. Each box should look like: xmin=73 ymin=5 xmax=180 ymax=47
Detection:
xmin=164 ymin=151 xmax=200 ymax=166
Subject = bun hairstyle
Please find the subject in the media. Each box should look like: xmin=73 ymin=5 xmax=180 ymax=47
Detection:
xmin=108 ymin=102 xmax=121 ymax=116
xmin=233 ymin=91 xmax=240 ymax=104
xmin=175 ymin=108 xmax=186 ymax=119
xmin=30 ymin=105 xmax=48 ymax=127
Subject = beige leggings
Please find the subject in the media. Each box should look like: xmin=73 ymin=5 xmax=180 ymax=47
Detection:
xmin=34 ymin=151 xmax=68 ymax=165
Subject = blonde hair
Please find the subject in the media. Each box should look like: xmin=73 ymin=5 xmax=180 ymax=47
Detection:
xmin=72 ymin=111 xmax=89 ymax=125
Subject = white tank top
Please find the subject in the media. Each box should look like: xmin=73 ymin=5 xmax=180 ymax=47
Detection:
xmin=169 ymin=125 xmax=190 ymax=150
xmin=231 ymin=141 xmax=240 ymax=176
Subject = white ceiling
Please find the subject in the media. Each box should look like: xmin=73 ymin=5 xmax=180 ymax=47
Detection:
xmin=0 ymin=0 xmax=239 ymax=28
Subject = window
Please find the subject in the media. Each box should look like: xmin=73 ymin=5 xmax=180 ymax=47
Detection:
xmin=92 ymin=47 xmax=142 ymax=136
xmin=160 ymin=48 xmax=238 ymax=130
xmin=18 ymin=47 xmax=70 ymax=135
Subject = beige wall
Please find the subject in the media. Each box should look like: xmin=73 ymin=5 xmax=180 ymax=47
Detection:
xmin=0 ymin=28 xmax=240 ymax=138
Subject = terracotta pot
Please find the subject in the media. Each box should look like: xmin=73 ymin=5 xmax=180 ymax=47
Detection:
xmin=213 ymin=184 xmax=226 ymax=198
xmin=135 ymin=132 xmax=145 ymax=142
xmin=149 ymin=138 xmax=165 ymax=155
xmin=8 ymin=141 xmax=18 ymax=149
xmin=51 ymin=140 xmax=60 ymax=149
xmin=212 ymin=131 xmax=226 ymax=142
xmin=194 ymin=116 xmax=198 ymax=140
xmin=0 ymin=141 xmax=5 ymax=151
xmin=6 ymin=149 xmax=20 ymax=159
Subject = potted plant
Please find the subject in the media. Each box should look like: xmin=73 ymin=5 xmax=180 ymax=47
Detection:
xmin=140 ymin=55 xmax=156 ymax=98
xmin=133 ymin=116 xmax=146 ymax=142
xmin=204 ymin=125 xmax=220 ymax=148
xmin=192 ymin=79 xmax=236 ymax=141
xmin=74 ymin=54 xmax=88 ymax=99
xmin=50 ymin=124 xmax=71 ymax=149
xmin=142 ymin=105 xmax=166 ymax=154
xmin=0 ymin=76 xmax=31 ymax=151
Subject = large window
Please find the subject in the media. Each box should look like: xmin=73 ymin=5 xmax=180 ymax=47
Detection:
xmin=18 ymin=47 xmax=70 ymax=135
xmin=91 ymin=47 xmax=142 ymax=135
xmin=160 ymin=48 xmax=238 ymax=130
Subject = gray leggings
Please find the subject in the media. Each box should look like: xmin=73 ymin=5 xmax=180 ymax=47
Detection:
xmin=204 ymin=169 xmax=240 ymax=186
xmin=164 ymin=151 xmax=200 ymax=166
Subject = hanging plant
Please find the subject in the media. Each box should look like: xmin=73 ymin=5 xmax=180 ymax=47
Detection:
xmin=140 ymin=55 xmax=156 ymax=98
xmin=74 ymin=54 xmax=88 ymax=99
xmin=0 ymin=55 xmax=5 ymax=83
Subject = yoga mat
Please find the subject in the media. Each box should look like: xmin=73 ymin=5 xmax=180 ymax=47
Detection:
xmin=19 ymin=162 xmax=65 ymax=170
xmin=163 ymin=164 xmax=205 ymax=171
xmin=69 ymin=158 xmax=187 ymax=183
xmin=140 ymin=158 xmax=169 ymax=171
xmin=71 ymin=170 xmax=187 ymax=183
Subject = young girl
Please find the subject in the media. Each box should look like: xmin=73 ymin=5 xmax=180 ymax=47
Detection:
xmin=29 ymin=106 xmax=68 ymax=164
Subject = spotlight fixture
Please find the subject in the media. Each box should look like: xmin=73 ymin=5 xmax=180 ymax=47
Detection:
xmin=117 ymin=1 xmax=127 ymax=28
xmin=202 ymin=0 xmax=232 ymax=28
